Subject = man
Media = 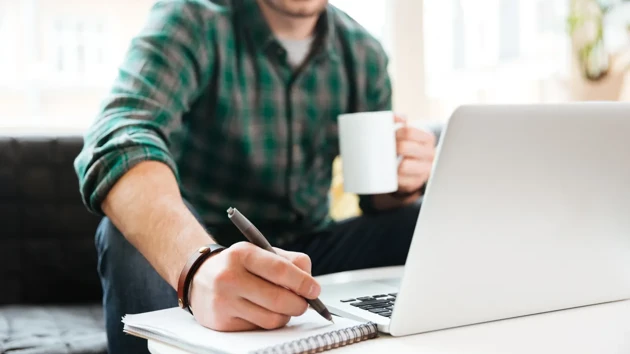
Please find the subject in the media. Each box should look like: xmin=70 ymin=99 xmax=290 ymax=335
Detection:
xmin=74 ymin=0 xmax=436 ymax=352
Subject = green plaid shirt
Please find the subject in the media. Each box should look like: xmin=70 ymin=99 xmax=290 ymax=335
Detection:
xmin=74 ymin=0 xmax=392 ymax=246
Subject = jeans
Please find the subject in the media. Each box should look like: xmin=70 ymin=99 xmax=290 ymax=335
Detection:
xmin=95 ymin=201 xmax=421 ymax=353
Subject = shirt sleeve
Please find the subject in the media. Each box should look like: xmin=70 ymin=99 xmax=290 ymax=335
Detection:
xmin=73 ymin=0 xmax=214 ymax=215
xmin=358 ymin=41 xmax=394 ymax=214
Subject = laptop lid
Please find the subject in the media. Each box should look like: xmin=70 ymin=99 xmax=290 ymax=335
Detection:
xmin=390 ymin=103 xmax=630 ymax=336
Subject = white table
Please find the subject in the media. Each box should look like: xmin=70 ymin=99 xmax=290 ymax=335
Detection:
xmin=149 ymin=266 xmax=630 ymax=354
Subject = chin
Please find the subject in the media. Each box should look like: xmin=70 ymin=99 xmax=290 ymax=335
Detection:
xmin=263 ymin=0 xmax=328 ymax=17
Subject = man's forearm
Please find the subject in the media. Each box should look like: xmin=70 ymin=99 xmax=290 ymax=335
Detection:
xmin=101 ymin=161 xmax=213 ymax=289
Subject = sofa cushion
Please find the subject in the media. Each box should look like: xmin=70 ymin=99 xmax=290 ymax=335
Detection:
xmin=0 ymin=305 xmax=106 ymax=354
xmin=0 ymin=135 xmax=102 ymax=305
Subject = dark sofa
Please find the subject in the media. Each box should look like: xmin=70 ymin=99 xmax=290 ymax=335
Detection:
xmin=0 ymin=133 xmax=107 ymax=354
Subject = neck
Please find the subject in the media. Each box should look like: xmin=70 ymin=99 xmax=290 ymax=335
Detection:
xmin=256 ymin=0 xmax=319 ymax=39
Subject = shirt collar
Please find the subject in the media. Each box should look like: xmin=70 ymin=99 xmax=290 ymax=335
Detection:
xmin=236 ymin=0 xmax=339 ymax=63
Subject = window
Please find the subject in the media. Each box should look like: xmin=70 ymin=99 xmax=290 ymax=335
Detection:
xmin=423 ymin=0 xmax=571 ymax=118
xmin=0 ymin=4 xmax=18 ymax=84
xmin=51 ymin=19 xmax=107 ymax=79
xmin=0 ymin=0 xmax=156 ymax=129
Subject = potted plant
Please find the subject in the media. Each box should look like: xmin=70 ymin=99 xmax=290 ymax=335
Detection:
xmin=567 ymin=0 xmax=630 ymax=100
xmin=567 ymin=0 xmax=611 ymax=81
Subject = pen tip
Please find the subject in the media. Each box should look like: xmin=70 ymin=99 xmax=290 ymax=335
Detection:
xmin=227 ymin=207 xmax=234 ymax=216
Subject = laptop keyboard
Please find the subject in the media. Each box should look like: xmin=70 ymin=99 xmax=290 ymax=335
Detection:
xmin=340 ymin=293 xmax=397 ymax=318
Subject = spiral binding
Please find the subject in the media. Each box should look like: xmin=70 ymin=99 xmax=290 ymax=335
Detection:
xmin=252 ymin=322 xmax=378 ymax=354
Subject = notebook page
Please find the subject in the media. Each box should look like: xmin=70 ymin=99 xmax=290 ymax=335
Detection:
xmin=123 ymin=307 xmax=368 ymax=354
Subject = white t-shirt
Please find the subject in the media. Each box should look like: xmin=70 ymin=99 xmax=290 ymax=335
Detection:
xmin=276 ymin=36 xmax=314 ymax=68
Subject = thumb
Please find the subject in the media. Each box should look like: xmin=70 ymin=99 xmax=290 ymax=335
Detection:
xmin=394 ymin=113 xmax=408 ymax=125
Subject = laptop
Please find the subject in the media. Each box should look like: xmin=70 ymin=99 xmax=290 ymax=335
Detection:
xmin=320 ymin=103 xmax=630 ymax=336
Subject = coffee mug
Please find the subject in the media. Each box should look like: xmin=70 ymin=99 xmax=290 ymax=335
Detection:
xmin=337 ymin=111 xmax=424 ymax=195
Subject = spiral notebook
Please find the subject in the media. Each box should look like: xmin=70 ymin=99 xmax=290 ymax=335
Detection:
xmin=122 ymin=307 xmax=378 ymax=354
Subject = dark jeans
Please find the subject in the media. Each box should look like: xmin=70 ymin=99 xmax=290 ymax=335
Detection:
xmin=95 ymin=201 xmax=420 ymax=353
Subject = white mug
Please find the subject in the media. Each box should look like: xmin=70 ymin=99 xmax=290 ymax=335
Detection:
xmin=337 ymin=111 xmax=425 ymax=195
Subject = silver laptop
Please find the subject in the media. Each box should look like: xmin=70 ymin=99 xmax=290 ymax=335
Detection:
xmin=320 ymin=103 xmax=630 ymax=336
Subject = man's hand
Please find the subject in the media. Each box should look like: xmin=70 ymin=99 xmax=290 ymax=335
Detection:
xmin=189 ymin=242 xmax=320 ymax=331
xmin=394 ymin=114 xmax=436 ymax=195
xmin=370 ymin=114 xmax=436 ymax=210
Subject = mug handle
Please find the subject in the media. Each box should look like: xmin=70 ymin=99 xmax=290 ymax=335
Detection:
xmin=394 ymin=122 xmax=405 ymax=166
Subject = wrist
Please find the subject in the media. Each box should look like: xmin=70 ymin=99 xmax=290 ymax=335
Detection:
xmin=164 ymin=216 xmax=218 ymax=289
xmin=390 ymin=183 xmax=426 ymax=200
xmin=177 ymin=243 xmax=226 ymax=314
xmin=368 ymin=184 xmax=425 ymax=211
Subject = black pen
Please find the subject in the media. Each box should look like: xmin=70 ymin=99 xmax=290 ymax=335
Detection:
xmin=227 ymin=207 xmax=334 ymax=323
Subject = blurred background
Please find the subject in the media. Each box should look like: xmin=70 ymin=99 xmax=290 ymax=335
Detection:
xmin=3 ymin=0 xmax=630 ymax=217
xmin=2 ymin=2 xmax=629 ymax=351
xmin=3 ymin=0 xmax=630 ymax=131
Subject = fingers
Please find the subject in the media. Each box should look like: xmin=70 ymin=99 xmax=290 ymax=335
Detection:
xmin=234 ymin=298 xmax=291 ymax=330
xmin=394 ymin=117 xmax=435 ymax=193
xmin=398 ymin=159 xmax=433 ymax=177
xmin=237 ymin=244 xmax=321 ymax=299
xmin=396 ymin=126 xmax=436 ymax=146
xmin=398 ymin=175 xmax=429 ymax=194
xmin=397 ymin=140 xmax=435 ymax=161
xmin=394 ymin=114 xmax=407 ymax=124
xmin=398 ymin=158 xmax=432 ymax=193
xmin=237 ymin=270 xmax=309 ymax=317
xmin=273 ymin=248 xmax=312 ymax=274
xmin=205 ymin=315 xmax=260 ymax=332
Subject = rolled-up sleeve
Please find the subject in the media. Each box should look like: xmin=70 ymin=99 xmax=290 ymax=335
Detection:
xmin=73 ymin=0 xmax=213 ymax=215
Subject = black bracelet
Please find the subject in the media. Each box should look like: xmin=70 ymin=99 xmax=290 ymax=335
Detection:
xmin=177 ymin=244 xmax=226 ymax=315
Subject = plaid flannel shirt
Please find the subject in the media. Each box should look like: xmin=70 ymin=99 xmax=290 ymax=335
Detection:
xmin=74 ymin=0 xmax=392 ymax=246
